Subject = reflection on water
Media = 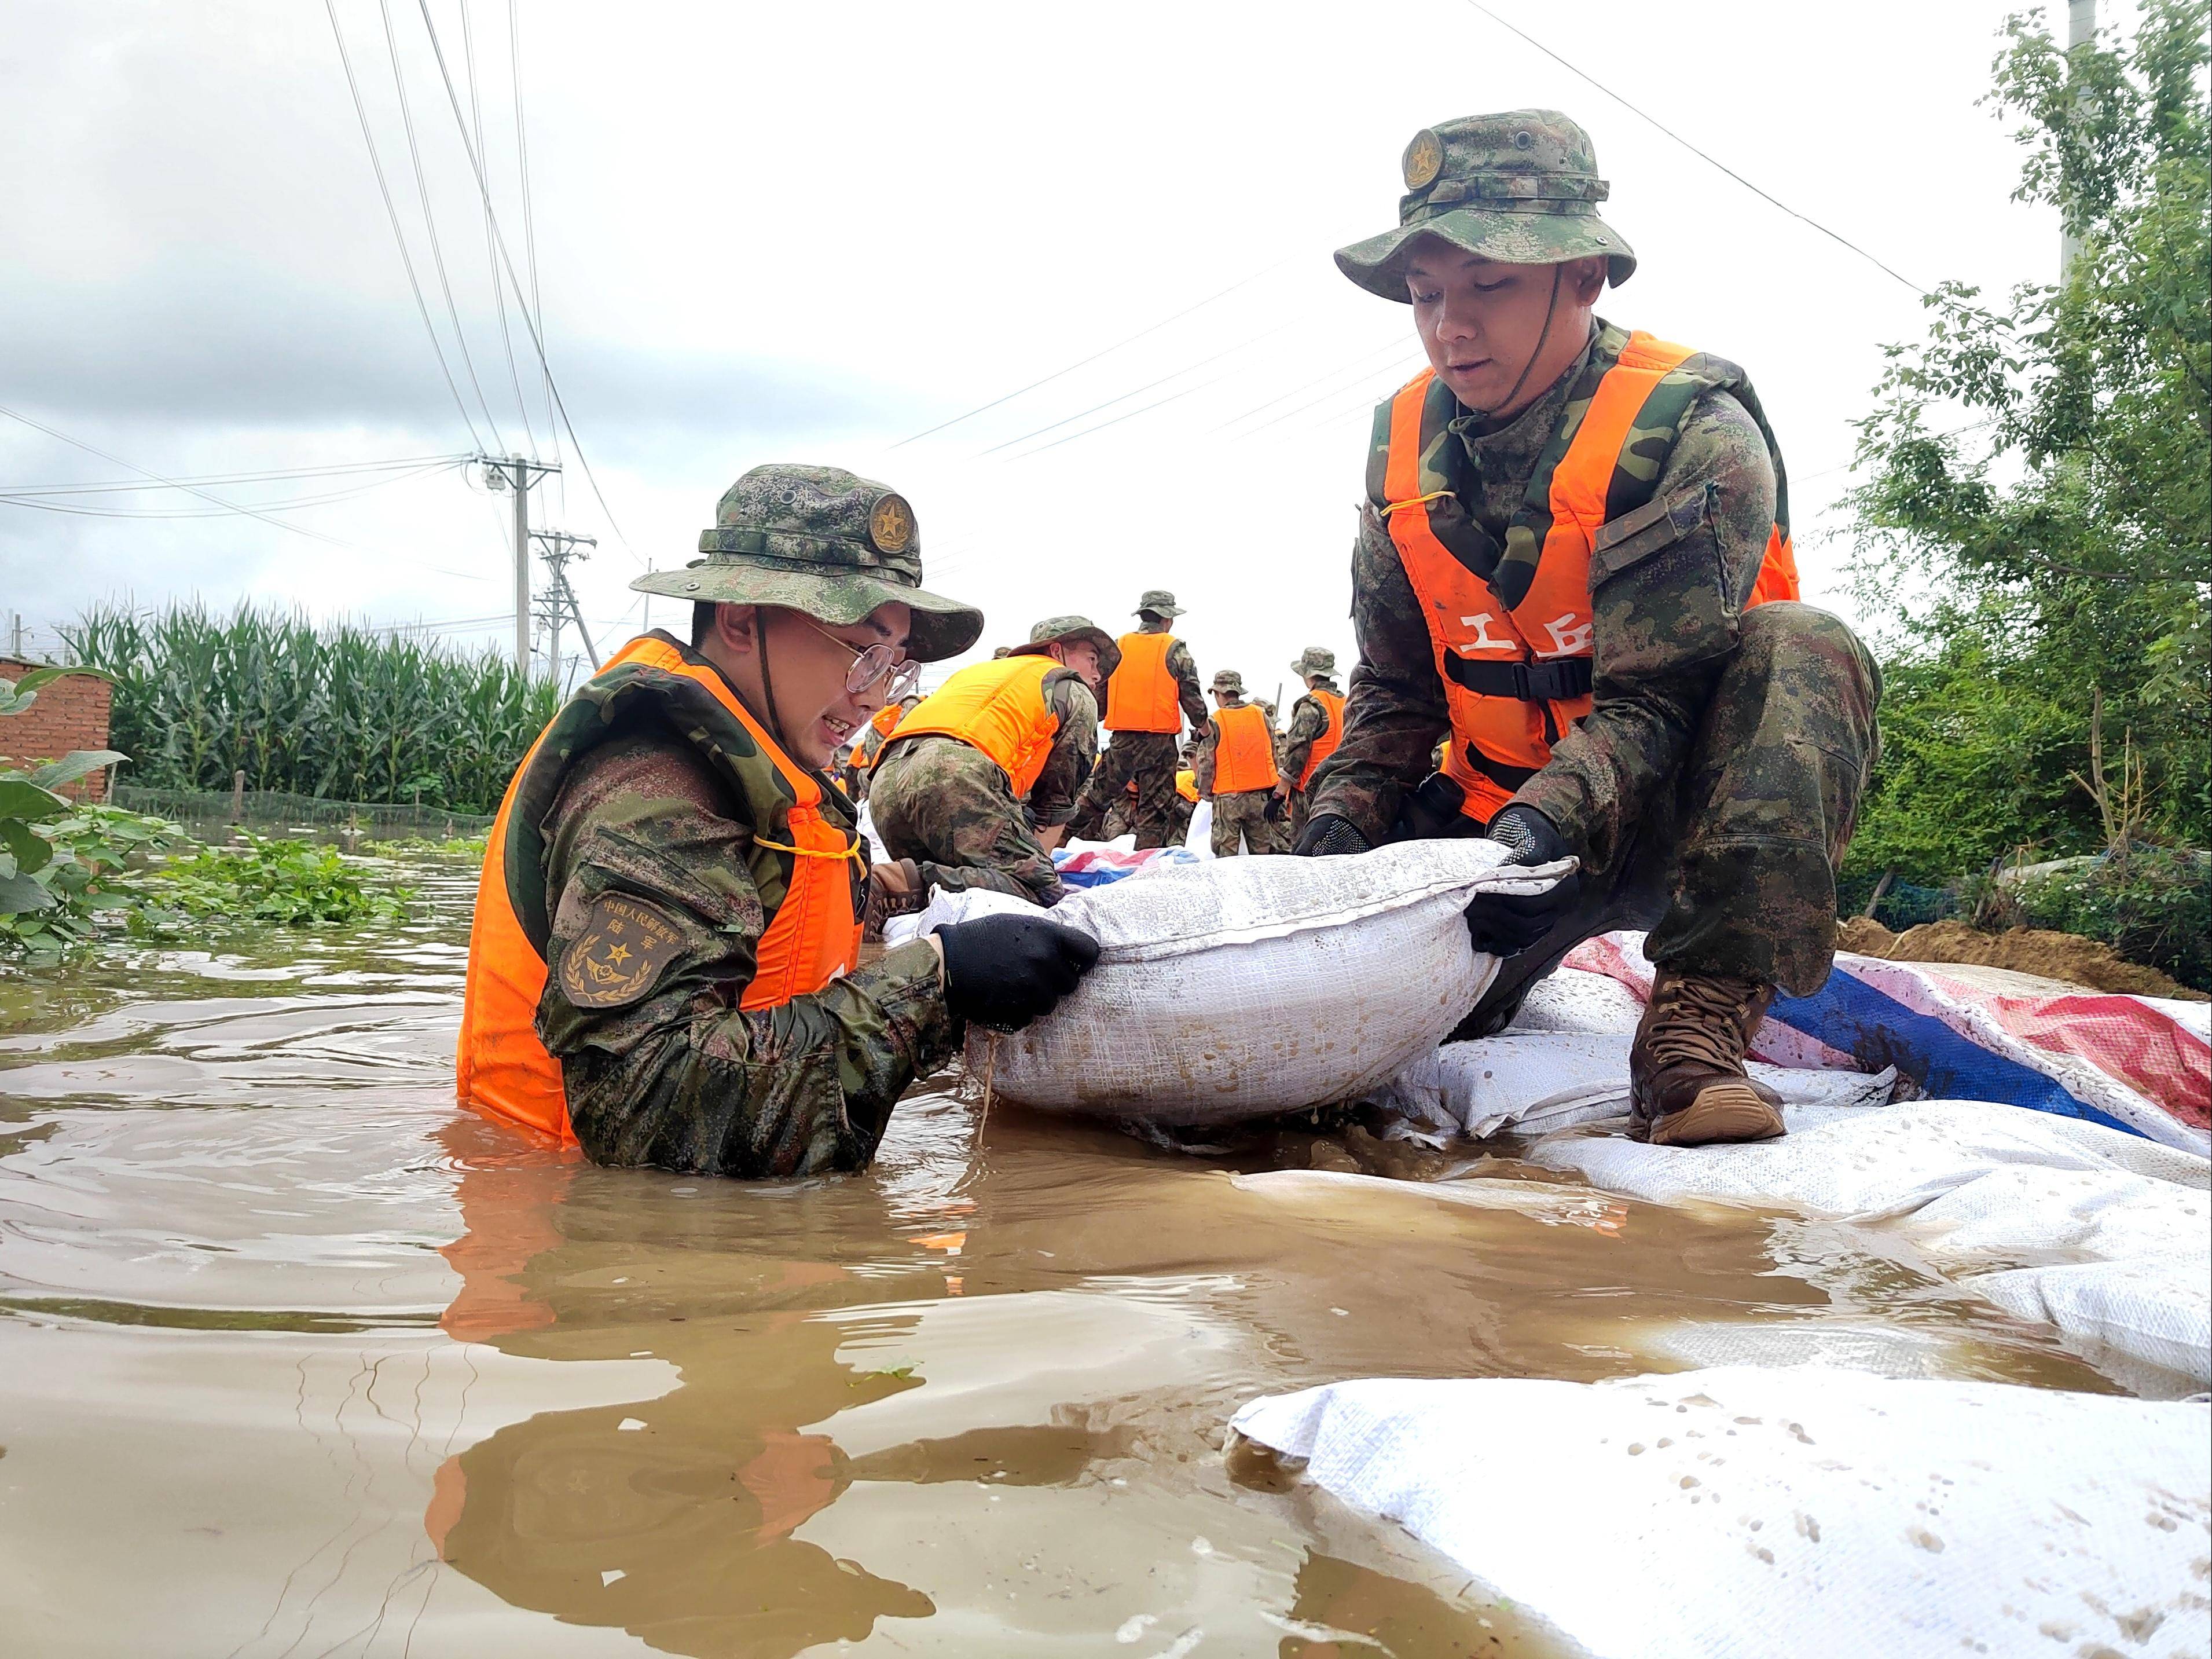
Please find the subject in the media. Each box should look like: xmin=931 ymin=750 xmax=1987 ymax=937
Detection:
xmin=0 ymin=852 xmax=2122 ymax=1656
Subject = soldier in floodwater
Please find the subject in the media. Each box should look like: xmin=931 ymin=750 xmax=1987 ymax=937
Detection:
xmin=453 ymin=464 xmax=1098 ymax=1178
xmin=1297 ymin=111 xmax=1880 ymax=1148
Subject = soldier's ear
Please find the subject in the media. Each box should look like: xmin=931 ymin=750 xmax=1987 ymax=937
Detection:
xmin=712 ymin=604 xmax=763 ymax=655
xmin=1568 ymin=257 xmax=1608 ymax=303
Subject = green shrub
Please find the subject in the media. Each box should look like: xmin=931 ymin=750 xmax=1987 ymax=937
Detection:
xmin=2012 ymin=848 xmax=2212 ymax=991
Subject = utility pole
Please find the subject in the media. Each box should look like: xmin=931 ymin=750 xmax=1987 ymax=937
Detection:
xmin=2061 ymin=0 xmax=2096 ymax=279
xmin=480 ymin=454 xmax=562 ymax=676
xmin=531 ymin=529 xmax=599 ymax=688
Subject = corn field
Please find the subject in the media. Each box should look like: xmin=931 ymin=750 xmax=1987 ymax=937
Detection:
xmin=63 ymin=603 xmax=559 ymax=814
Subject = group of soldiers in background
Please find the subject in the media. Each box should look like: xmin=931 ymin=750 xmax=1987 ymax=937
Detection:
xmin=833 ymin=588 xmax=1347 ymax=869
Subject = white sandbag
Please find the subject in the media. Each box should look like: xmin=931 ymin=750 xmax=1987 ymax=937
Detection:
xmin=1505 ymin=965 xmax=1647 ymax=1035
xmin=1374 ymin=1030 xmax=1896 ymax=1138
xmin=963 ymin=840 xmax=1571 ymax=1125
xmin=1527 ymin=1099 xmax=2212 ymax=1386
xmin=1230 ymin=1366 xmax=2211 ymax=1659
xmin=1181 ymin=797 xmax=1213 ymax=858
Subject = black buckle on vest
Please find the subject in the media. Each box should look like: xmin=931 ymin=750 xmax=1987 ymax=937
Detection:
xmin=1443 ymin=653 xmax=1594 ymax=702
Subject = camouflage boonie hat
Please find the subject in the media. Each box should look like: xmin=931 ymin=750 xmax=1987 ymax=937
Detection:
xmin=1210 ymin=669 xmax=1245 ymax=695
xmin=1335 ymin=110 xmax=1635 ymax=301
xmin=1006 ymin=614 xmax=1123 ymax=681
xmin=1289 ymin=646 xmax=1337 ymax=680
xmin=1134 ymin=588 xmax=1185 ymax=618
xmin=632 ymin=463 xmax=984 ymax=662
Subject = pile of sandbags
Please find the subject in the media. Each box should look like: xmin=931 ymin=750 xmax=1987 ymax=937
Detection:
xmin=892 ymin=840 xmax=1571 ymax=1125
xmin=1231 ymin=1365 xmax=2210 ymax=1659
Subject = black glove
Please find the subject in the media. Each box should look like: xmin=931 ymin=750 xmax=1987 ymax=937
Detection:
xmin=1393 ymin=770 xmax=1486 ymax=843
xmin=1464 ymin=804 xmax=1581 ymax=957
xmin=1293 ymin=812 xmax=1374 ymax=857
xmin=937 ymin=912 xmax=1102 ymax=1032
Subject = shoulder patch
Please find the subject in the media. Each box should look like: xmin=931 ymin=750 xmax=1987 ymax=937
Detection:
xmin=557 ymin=892 xmax=687 ymax=1009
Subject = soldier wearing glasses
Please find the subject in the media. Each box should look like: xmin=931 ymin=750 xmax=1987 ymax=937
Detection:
xmin=456 ymin=464 xmax=1101 ymax=1178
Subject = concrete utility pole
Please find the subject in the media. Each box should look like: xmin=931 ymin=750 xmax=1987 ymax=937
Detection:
xmin=531 ymin=529 xmax=599 ymax=689
xmin=2061 ymin=0 xmax=2096 ymax=279
xmin=480 ymin=454 xmax=562 ymax=676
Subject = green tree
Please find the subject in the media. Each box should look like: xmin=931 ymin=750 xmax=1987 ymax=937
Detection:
xmin=1848 ymin=0 xmax=2210 ymax=877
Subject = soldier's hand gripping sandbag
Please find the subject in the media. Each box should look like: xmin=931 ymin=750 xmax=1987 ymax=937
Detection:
xmin=938 ymin=913 xmax=1102 ymax=1032
xmin=1464 ymin=805 xmax=1579 ymax=956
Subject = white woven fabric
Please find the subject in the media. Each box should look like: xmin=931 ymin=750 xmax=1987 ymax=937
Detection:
xmin=1374 ymin=1030 xmax=1897 ymax=1138
xmin=1528 ymin=1098 xmax=2212 ymax=1386
xmin=939 ymin=840 xmax=1571 ymax=1125
xmin=1230 ymin=1367 xmax=2211 ymax=1659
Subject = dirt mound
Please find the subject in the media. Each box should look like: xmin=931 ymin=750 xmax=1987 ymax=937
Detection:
xmin=1837 ymin=917 xmax=2207 ymax=1001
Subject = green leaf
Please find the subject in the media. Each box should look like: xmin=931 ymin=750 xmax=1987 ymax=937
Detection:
xmin=0 ymin=871 xmax=58 ymax=914
xmin=0 ymin=779 xmax=68 ymax=821
xmin=0 ymin=818 xmax=52 ymax=874
xmin=30 ymin=750 xmax=127 ymax=790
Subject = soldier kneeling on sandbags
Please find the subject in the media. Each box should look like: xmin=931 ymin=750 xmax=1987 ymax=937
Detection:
xmin=1298 ymin=111 xmax=1880 ymax=1148
xmin=454 ymin=464 xmax=1098 ymax=1178
xmin=868 ymin=616 xmax=1118 ymax=907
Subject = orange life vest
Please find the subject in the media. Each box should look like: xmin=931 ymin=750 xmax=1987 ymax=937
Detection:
xmin=454 ymin=633 xmax=862 ymax=1147
xmin=1295 ymin=686 xmax=1346 ymax=789
xmin=1210 ymin=702 xmax=1278 ymax=794
xmin=1374 ymin=326 xmax=1800 ymax=824
xmin=1175 ymin=768 xmax=1198 ymax=804
xmin=892 ymin=654 xmax=1062 ymax=798
xmin=1103 ymin=631 xmax=1183 ymax=733
xmin=846 ymin=701 xmax=904 ymax=771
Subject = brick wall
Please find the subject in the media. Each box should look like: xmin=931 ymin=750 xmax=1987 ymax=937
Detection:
xmin=0 ymin=659 xmax=115 ymax=801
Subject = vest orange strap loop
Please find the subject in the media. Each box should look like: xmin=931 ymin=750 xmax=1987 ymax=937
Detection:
xmin=1381 ymin=489 xmax=1454 ymax=517
xmin=753 ymin=834 xmax=865 ymax=862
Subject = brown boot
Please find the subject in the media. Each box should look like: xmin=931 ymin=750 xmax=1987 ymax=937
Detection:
xmin=1630 ymin=967 xmax=1787 ymax=1147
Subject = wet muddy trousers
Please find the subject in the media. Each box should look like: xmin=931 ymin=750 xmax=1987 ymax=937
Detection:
xmin=1452 ymin=603 xmax=1881 ymax=1039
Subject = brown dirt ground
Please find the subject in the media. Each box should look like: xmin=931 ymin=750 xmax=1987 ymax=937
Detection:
xmin=1836 ymin=917 xmax=2209 ymax=1001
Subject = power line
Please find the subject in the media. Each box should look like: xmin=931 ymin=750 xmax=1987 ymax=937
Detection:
xmin=509 ymin=0 xmax=557 ymax=471
xmin=0 ymin=404 xmax=494 ymax=584
xmin=0 ymin=460 xmax=466 ymax=517
xmin=458 ymin=0 xmax=537 ymax=457
xmin=321 ymin=0 xmax=484 ymax=449
xmin=375 ymin=0 xmax=507 ymax=451
xmin=410 ymin=0 xmax=641 ymax=566
xmin=889 ymin=255 xmax=1303 ymax=448
xmin=975 ymin=317 xmax=1308 ymax=458
xmin=0 ymin=454 xmax=471 ymax=495
xmin=1459 ymin=0 xmax=1929 ymax=298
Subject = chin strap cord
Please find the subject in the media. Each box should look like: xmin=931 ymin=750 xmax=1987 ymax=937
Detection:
xmin=1470 ymin=264 xmax=1564 ymax=420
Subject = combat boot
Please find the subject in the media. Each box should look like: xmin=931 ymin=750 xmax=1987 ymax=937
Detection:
xmin=1629 ymin=967 xmax=1786 ymax=1146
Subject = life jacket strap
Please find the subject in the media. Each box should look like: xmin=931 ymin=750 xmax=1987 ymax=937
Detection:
xmin=1443 ymin=654 xmax=1594 ymax=702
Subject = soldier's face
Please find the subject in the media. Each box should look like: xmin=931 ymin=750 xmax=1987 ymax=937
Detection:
xmin=1405 ymin=243 xmax=1605 ymax=416
xmin=710 ymin=602 xmax=912 ymax=768
xmin=1055 ymin=639 xmax=1105 ymax=694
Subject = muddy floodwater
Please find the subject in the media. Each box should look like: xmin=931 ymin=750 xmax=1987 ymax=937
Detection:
xmin=0 ymin=851 xmax=2122 ymax=1657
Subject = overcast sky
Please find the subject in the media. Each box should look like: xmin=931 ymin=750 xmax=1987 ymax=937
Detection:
xmin=2 ymin=0 xmax=2085 ymax=697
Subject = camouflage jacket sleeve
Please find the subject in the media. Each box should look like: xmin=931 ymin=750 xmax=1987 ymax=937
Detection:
xmin=1514 ymin=389 xmax=1777 ymax=874
xmin=1166 ymin=639 xmax=1208 ymax=730
xmin=1191 ymin=713 xmax=1219 ymax=796
xmin=1279 ymin=694 xmax=1330 ymax=786
xmin=535 ymin=736 xmax=960 ymax=1177
xmin=1028 ymin=670 xmax=1099 ymax=827
xmin=1303 ymin=505 xmax=1451 ymax=840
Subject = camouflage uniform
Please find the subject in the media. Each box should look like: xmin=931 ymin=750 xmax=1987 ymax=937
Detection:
xmin=1280 ymin=675 xmax=1341 ymax=844
xmin=867 ymin=668 xmax=1099 ymax=906
xmin=1313 ymin=114 xmax=1880 ymax=1033
xmin=519 ymin=464 xmax=985 ymax=1178
xmin=1195 ymin=673 xmax=1285 ymax=856
xmin=1067 ymin=611 xmax=1207 ymax=849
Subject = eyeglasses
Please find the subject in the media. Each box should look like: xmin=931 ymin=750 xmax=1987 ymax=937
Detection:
xmin=794 ymin=614 xmax=923 ymax=702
